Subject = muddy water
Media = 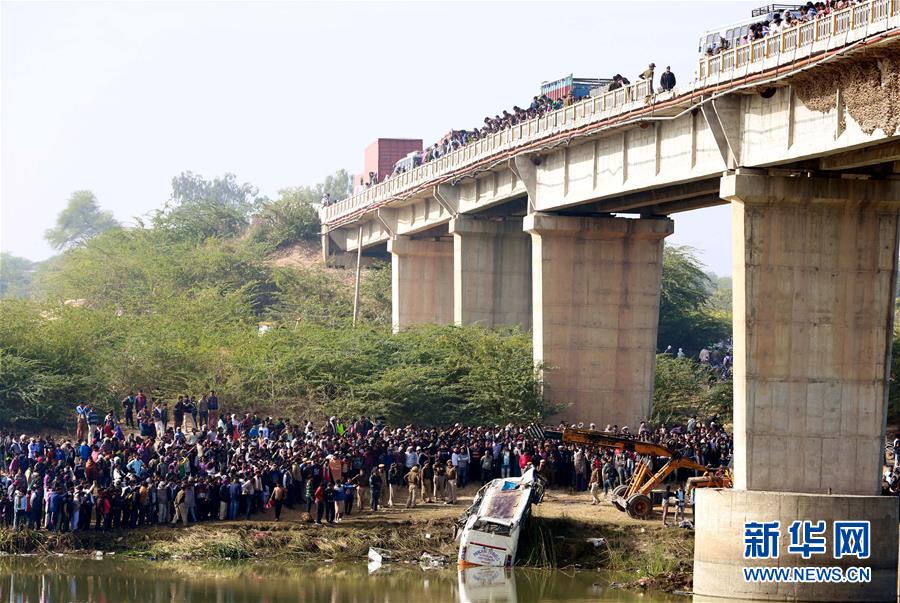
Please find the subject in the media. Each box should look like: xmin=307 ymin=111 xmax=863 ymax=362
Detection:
xmin=0 ymin=556 xmax=683 ymax=602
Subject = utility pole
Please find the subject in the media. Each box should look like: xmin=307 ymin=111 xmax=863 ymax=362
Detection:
xmin=352 ymin=225 xmax=363 ymax=326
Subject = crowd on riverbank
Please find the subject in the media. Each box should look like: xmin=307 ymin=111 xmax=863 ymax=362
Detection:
xmin=0 ymin=402 xmax=733 ymax=532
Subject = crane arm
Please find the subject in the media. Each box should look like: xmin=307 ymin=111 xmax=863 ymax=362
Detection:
xmin=532 ymin=426 xmax=677 ymax=458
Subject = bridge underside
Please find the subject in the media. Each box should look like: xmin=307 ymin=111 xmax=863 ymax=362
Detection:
xmin=321 ymin=31 xmax=900 ymax=603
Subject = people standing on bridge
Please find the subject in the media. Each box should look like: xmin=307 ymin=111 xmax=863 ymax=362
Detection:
xmin=639 ymin=63 xmax=655 ymax=87
xmin=660 ymin=66 xmax=676 ymax=92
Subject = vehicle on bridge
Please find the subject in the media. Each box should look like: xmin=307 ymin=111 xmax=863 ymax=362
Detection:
xmin=533 ymin=425 xmax=731 ymax=520
xmin=540 ymin=75 xmax=612 ymax=101
xmin=698 ymin=3 xmax=804 ymax=54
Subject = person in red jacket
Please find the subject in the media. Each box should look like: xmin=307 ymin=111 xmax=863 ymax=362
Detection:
xmin=313 ymin=483 xmax=326 ymax=525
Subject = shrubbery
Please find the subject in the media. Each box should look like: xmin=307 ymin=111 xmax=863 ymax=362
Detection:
xmin=652 ymin=354 xmax=733 ymax=425
xmin=1 ymin=172 xmax=742 ymax=430
xmin=0 ymin=299 xmax=548 ymax=428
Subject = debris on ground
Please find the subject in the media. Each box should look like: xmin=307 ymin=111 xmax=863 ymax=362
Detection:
xmin=367 ymin=547 xmax=392 ymax=565
xmin=419 ymin=552 xmax=448 ymax=568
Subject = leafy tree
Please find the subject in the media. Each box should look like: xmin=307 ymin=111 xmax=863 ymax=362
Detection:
xmin=0 ymin=253 xmax=36 ymax=298
xmin=888 ymin=336 xmax=900 ymax=426
xmin=249 ymin=170 xmax=351 ymax=249
xmin=652 ymin=354 xmax=732 ymax=425
xmin=37 ymin=228 xmax=271 ymax=316
xmin=250 ymin=188 xmax=322 ymax=249
xmin=658 ymin=246 xmax=730 ymax=356
xmin=153 ymin=172 xmax=267 ymax=241
xmin=359 ymin=261 xmax=392 ymax=325
xmin=44 ymin=190 xmax=118 ymax=250
xmin=709 ymin=274 xmax=733 ymax=316
xmin=268 ymin=265 xmax=354 ymax=326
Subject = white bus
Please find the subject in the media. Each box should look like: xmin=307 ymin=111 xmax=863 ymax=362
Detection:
xmin=457 ymin=468 xmax=544 ymax=568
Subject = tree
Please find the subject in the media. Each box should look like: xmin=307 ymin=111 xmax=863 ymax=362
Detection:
xmin=37 ymin=227 xmax=271 ymax=316
xmin=44 ymin=191 xmax=118 ymax=250
xmin=652 ymin=354 xmax=733 ymax=425
xmin=0 ymin=253 xmax=36 ymax=298
xmin=249 ymin=169 xmax=351 ymax=249
xmin=153 ymin=172 xmax=267 ymax=241
xmin=710 ymin=274 xmax=733 ymax=315
xmin=657 ymin=246 xmax=731 ymax=357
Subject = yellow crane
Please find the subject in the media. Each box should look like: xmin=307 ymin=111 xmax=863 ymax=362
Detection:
xmin=530 ymin=425 xmax=731 ymax=520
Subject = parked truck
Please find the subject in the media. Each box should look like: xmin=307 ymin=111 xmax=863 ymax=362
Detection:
xmin=540 ymin=75 xmax=612 ymax=101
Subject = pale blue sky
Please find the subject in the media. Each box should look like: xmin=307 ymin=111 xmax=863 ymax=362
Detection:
xmin=1 ymin=1 xmax=759 ymax=274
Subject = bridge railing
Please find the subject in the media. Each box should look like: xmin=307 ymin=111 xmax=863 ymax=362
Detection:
xmin=699 ymin=0 xmax=898 ymax=80
xmin=320 ymin=76 xmax=657 ymax=224
xmin=322 ymin=0 xmax=898 ymax=227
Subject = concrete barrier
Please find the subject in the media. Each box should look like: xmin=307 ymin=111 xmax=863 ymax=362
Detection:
xmin=693 ymin=488 xmax=898 ymax=601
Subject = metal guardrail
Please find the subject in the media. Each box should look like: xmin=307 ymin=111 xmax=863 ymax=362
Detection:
xmin=698 ymin=0 xmax=898 ymax=78
xmin=320 ymin=79 xmax=655 ymax=225
xmin=323 ymin=0 xmax=898 ymax=227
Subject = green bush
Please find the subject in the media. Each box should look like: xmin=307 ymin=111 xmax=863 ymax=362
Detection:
xmin=249 ymin=196 xmax=320 ymax=249
xmin=0 ymin=297 xmax=552 ymax=428
xmin=652 ymin=354 xmax=732 ymax=425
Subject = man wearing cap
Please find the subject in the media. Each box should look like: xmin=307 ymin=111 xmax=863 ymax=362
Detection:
xmin=404 ymin=465 xmax=421 ymax=508
xmin=369 ymin=465 xmax=384 ymax=512
xmin=445 ymin=461 xmax=458 ymax=504
xmin=660 ymin=66 xmax=676 ymax=92
xmin=639 ymin=63 xmax=655 ymax=87
xmin=13 ymin=489 xmax=27 ymax=530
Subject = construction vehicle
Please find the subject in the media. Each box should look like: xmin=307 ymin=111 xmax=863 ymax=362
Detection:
xmin=528 ymin=425 xmax=731 ymax=520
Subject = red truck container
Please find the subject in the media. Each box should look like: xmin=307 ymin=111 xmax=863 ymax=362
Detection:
xmin=364 ymin=138 xmax=422 ymax=184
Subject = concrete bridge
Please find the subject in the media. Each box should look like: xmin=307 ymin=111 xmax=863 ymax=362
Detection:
xmin=322 ymin=2 xmax=900 ymax=599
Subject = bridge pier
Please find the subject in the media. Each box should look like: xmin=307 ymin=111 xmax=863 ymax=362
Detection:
xmin=387 ymin=236 xmax=453 ymax=332
xmin=450 ymin=216 xmax=531 ymax=329
xmin=693 ymin=172 xmax=900 ymax=601
xmin=523 ymin=213 xmax=673 ymax=427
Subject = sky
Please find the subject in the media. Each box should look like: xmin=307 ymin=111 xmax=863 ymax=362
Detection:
xmin=1 ymin=1 xmax=761 ymax=275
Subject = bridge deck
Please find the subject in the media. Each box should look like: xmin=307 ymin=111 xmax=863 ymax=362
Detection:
xmin=321 ymin=0 xmax=900 ymax=230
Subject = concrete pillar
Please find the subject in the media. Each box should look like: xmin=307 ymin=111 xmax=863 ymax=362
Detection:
xmin=387 ymin=236 xmax=453 ymax=332
xmin=694 ymin=489 xmax=898 ymax=601
xmin=523 ymin=213 xmax=673 ymax=426
xmin=450 ymin=216 xmax=532 ymax=329
xmin=693 ymin=172 xmax=900 ymax=601
xmin=725 ymin=173 xmax=900 ymax=496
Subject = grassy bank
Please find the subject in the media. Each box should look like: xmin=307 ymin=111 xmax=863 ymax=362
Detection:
xmin=0 ymin=503 xmax=694 ymax=592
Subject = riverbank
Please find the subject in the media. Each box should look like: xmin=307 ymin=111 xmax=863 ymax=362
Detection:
xmin=0 ymin=489 xmax=695 ymax=592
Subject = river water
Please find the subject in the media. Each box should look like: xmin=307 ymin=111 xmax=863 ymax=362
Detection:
xmin=0 ymin=556 xmax=682 ymax=602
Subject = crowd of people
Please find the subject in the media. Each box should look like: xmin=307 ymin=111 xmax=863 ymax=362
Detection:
xmin=329 ymin=2 xmax=867 ymax=206
xmin=0 ymin=395 xmax=733 ymax=533
xmin=388 ymin=63 xmax=674 ymax=180
xmin=389 ymin=94 xmax=581 ymax=178
xmin=662 ymin=342 xmax=734 ymax=379
xmin=704 ymin=1 xmax=867 ymax=56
